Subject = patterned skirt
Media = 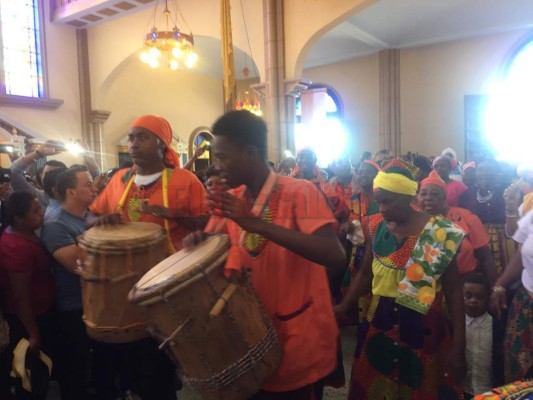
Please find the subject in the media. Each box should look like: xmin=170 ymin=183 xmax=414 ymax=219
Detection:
xmin=504 ymin=285 xmax=533 ymax=382
xmin=349 ymin=294 xmax=462 ymax=400
xmin=484 ymin=224 xmax=518 ymax=275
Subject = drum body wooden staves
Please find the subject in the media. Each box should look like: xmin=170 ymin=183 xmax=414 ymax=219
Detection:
xmin=78 ymin=222 xmax=167 ymax=343
xmin=129 ymin=234 xmax=282 ymax=400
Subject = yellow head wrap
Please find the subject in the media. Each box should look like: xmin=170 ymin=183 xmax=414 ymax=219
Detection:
xmin=373 ymin=159 xmax=419 ymax=196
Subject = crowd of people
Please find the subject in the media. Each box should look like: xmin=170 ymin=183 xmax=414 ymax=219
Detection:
xmin=0 ymin=109 xmax=532 ymax=400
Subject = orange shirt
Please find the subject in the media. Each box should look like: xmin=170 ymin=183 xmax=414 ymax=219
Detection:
xmin=90 ymin=168 xmax=206 ymax=252
xmin=205 ymin=174 xmax=338 ymax=392
xmin=323 ymin=178 xmax=372 ymax=222
xmin=446 ymin=206 xmax=490 ymax=274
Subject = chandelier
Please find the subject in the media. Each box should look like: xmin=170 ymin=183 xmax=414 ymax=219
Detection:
xmin=140 ymin=0 xmax=197 ymax=70
xmin=235 ymin=67 xmax=262 ymax=116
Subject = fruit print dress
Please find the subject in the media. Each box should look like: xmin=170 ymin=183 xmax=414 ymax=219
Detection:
xmin=349 ymin=213 xmax=465 ymax=400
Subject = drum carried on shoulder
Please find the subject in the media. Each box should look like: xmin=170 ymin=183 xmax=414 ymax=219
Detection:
xmin=77 ymin=222 xmax=167 ymax=343
xmin=129 ymin=234 xmax=282 ymax=400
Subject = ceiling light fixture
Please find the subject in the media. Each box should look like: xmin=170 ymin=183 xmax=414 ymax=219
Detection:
xmin=234 ymin=0 xmax=262 ymax=116
xmin=140 ymin=0 xmax=197 ymax=70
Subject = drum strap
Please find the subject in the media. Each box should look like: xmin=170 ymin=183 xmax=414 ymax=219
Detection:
xmin=117 ymin=168 xmax=177 ymax=254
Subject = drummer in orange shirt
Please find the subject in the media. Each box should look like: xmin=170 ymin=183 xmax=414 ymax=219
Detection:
xmin=90 ymin=114 xmax=208 ymax=253
xmin=89 ymin=115 xmax=208 ymax=400
xmin=184 ymin=110 xmax=346 ymax=400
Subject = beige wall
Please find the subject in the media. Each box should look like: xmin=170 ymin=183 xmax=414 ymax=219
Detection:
xmin=401 ymin=29 xmax=530 ymax=161
xmin=285 ymin=0 xmax=376 ymax=78
xmin=303 ymin=29 xmax=530 ymax=162
xmin=99 ymin=59 xmax=223 ymax=168
xmin=303 ymin=53 xmax=380 ymax=160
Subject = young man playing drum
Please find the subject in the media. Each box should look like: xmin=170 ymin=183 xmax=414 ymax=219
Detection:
xmin=88 ymin=115 xmax=210 ymax=399
xmin=184 ymin=110 xmax=346 ymax=400
xmin=90 ymin=114 xmax=208 ymax=253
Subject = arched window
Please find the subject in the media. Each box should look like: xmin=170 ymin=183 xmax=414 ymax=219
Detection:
xmin=294 ymin=84 xmax=347 ymax=167
xmin=485 ymin=36 xmax=533 ymax=163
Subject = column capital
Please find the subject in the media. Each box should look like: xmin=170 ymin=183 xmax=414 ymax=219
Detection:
xmin=90 ymin=110 xmax=111 ymax=124
xmin=284 ymin=78 xmax=311 ymax=97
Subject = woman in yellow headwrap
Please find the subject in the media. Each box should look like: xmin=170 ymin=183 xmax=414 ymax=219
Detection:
xmin=336 ymin=159 xmax=467 ymax=400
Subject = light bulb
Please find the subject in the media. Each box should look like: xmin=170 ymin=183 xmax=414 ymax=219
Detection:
xmin=172 ymin=46 xmax=183 ymax=59
xmin=184 ymin=52 xmax=198 ymax=68
xmin=140 ymin=52 xmax=149 ymax=63
xmin=148 ymin=58 xmax=159 ymax=68
xmin=169 ymin=59 xmax=179 ymax=70
xmin=149 ymin=47 xmax=161 ymax=59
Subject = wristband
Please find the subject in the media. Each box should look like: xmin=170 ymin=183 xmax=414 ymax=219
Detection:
xmin=492 ymin=285 xmax=506 ymax=294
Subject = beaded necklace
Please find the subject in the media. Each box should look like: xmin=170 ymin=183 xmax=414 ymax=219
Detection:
xmin=117 ymin=168 xmax=176 ymax=253
xmin=239 ymin=171 xmax=279 ymax=257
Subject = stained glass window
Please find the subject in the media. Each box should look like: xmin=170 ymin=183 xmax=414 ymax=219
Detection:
xmin=0 ymin=0 xmax=43 ymax=98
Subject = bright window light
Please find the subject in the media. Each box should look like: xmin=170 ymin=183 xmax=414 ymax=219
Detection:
xmin=295 ymin=119 xmax=348 ymax=167
xmin=485 ymin=40 xmax=533 ymax=163
xmin=0 ymin=0 xmax=43 ymax=98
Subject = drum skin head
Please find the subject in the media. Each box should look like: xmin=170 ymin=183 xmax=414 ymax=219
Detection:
xmin=81 ymin=222 xmax=164 ymax=247
xmin=130 ymin=234 xmax=230 ymax=302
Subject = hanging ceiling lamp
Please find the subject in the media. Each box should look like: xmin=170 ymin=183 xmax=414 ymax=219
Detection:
xmin=140 ymin=0 xmax=198 ymax=70
xmin=235 ymin=67 xmax=262 ymax=116
xmin=234 ymin=1 xmax=262 ymax=116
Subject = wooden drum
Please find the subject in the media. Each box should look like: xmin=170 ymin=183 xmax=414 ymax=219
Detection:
xmin=128 ymin=234 xmax=282 ymax=400
xmin=78 ymin=222 xmax=167 ymax=343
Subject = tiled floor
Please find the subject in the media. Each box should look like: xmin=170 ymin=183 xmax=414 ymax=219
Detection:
xmin=44 ymin=326 xmax=357 ymax=400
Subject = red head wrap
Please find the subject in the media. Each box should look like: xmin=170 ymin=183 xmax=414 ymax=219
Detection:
xmin=420 ymin=170 xmax=447 ymax=193
xmin=362 ymin=159 xmax=381 ymax=171
xmin=130 ymin=115 xmax=181 ymax=168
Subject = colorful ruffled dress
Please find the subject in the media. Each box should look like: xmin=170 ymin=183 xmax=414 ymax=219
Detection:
xmin=349 ymin=213 xmax=465 ymax=400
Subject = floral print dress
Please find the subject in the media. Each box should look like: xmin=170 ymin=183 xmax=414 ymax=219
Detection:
xmin=349 ymin=213 xmax=465 ymax=400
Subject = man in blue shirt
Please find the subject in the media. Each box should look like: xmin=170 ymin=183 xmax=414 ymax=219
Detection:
xmin=41 ymin=167 xmax=97 ymax=400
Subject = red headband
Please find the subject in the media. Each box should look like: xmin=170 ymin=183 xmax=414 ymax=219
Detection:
xmin=131 ymin=115 xmax=181 ymax=168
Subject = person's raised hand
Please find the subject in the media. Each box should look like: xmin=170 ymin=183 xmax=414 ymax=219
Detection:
xmin=207 ymin=190 xmax=260 ymax=232
xmin=36 ymin=140 xmax=63 ymax=157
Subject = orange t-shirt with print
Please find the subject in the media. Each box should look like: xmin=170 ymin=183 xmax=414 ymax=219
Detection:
xmin=90 ymin=168 xmax=207 ymax=252
xmin=446 ymin=206 xmax=489 ymax=274
xmin=205 ymin=175 xmax=338 ymax=392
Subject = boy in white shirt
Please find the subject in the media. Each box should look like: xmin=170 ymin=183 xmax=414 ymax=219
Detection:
xmin=463 ymin=273 xmax=494 ymax=399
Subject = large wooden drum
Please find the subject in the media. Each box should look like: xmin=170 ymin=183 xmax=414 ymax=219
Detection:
xmin=78 ymin=222 xmax=167 ymax=343
xmin=129 ymin=234 xmax=282 ymax=400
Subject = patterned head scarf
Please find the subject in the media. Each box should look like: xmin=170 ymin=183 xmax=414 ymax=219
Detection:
xmin=131 ymin=115 xmax=181 ymax=168
xmin=373 ymin=159 xmax=419 ymax=196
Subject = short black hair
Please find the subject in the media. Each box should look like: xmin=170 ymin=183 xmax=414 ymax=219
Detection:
xmin=69 ymin=164 xmax=88 ymax=173
xmin=57 ymin=169 xmax=80 ymax=200
xmin=205 ymin=164 xmax=220 ymax=179
xmin=212 ymin=110 xmax=267 ymax=160
xmin=42 ymin=167 xmax=67 ymax=197
xmin=6 ymin=191 xmax=39 ymax=226
xmin=45 ymin=160 xmax=67 ymax=169
xmin=463 ymin=272 xmax=490 ymax=294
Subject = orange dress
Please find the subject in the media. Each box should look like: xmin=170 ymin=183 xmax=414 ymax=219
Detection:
xmin=90 ymin=168 xmax=207 ymax=252
xmin=205 ymin=173 xmax=339 ymax=392
xmin=446 ymin=207 xmax=490 ymax=274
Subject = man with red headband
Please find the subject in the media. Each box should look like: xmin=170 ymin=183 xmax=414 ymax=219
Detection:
xmin=89 ymin=115 xmax=207 ymax=399
xmin=91 ymin=114 xmax=207 ymax=253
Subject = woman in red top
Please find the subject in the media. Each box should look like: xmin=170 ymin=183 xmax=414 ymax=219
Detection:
xmin=0 ymin=191 xmax=54 ymax=399
xmin=418 ymin=171 xmax=497 ymax=285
